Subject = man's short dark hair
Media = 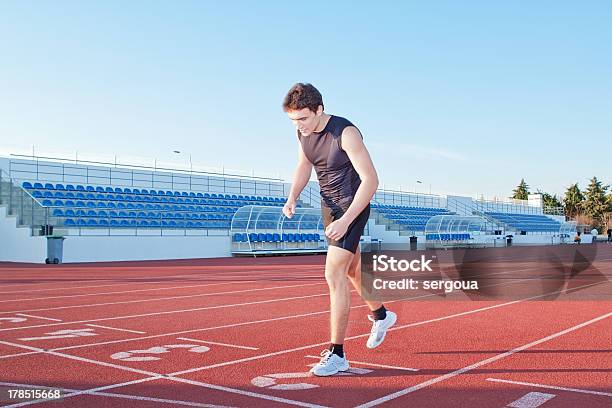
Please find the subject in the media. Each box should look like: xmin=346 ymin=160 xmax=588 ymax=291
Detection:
xmin=283 ymin=83 xmax=324 ymax=113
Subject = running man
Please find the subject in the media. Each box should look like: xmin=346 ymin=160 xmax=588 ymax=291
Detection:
xmin=282 ymin=83 xmax=397 ymax=376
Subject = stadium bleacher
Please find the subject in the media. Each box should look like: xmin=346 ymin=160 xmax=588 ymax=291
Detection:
xmin=484 ymin=211 xmax=561 ymax=233
xmin=22 ymin=182 xmax=288 ymax=229
xmin=371 ymin=203 xmax=456 ymax=232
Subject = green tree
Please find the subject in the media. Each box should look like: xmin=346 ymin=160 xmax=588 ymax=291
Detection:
xmin=582 ymin=177 xmax=609 ymax=230
xmin=563 ymin=183 xmax=583 ymax=219
xmin=540 ymin=192 xmax=562 ymax=209
xmin=512 ymin=178 xmax=529 ymax=200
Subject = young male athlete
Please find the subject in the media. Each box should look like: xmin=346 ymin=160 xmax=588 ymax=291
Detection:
xmin=282 ymin=83 xmax=397 ymax=376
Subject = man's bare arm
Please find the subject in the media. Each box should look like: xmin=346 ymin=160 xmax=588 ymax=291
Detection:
xmin=338 ymin=126 xmax=379 ymax=224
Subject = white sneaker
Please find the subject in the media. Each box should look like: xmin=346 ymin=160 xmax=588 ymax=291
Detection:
xmin=366 ymin=311 xmax=397 ymax=349
xmin=309 ymin=349 xmax=349 ymax=376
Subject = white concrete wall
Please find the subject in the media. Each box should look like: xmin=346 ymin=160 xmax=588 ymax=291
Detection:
xmin=0 ymin=206 xmax=46 ymax=262
xmin=366 ymin=219 xmax=411 ymax=244
xmin=62 ymin=234 xmax=231 ymax=263
xmin=1 ymin=201 xmax=231 ymax=263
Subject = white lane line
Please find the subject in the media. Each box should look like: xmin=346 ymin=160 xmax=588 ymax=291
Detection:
xmin=0 ymin=268 xmax=319 ymax=293
xmin=0 ymin=292 xmax=329 ymax=335
xmin=0 ymin=281 xmax=256 ymax=303
xmin=354 ymin=311 xmax=612 ymax=408
xmin=304 ymin=355 xmax=419 ymax=371
xmin=0 ymin=264 xmax=543 ymax=328
xmin=0 ymin=277 xmax=597 ymax=359
xmin=169 ymin=376 xmax=328 ymax=408
xmin=0 ymin=379 xmax=235 ymax=408
xmin=177 ymin=337 xmax=259 ymax=350
xmin=50 ymin=279 xmax=601 ymax=355
xmin=0 ymin=351 xmax=42 ymax=360
xmin=0 ymin=282 xmax=327 ymax=318
xmin=15 ymin=313 xmax=62 ymax=322
xmin=86 ymin=324 xmax=146 ymax=334
xmin=51 ymin=307 xmax=335 ymax=352
xmin=0 ymin=264 xmax=323 ymax=292
xmin=487 ymin=378 xmax=612 ymax=398
xmin=0 ymin=341 xmax=328 ymax=408
xmin=506 ymin=392 xmax=556 ymax=408
xmin=1 ymin=283 xmax=603 ymax=406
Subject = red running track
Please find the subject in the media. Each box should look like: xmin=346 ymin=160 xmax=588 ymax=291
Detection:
xmin=0 ymin=245 xmax=611 ymax=407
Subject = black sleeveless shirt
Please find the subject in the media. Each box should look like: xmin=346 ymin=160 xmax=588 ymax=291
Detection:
xmin=298 ymin=115 xmax=362 ymax=212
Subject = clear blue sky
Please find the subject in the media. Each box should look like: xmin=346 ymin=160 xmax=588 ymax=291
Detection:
xmin=1 ymin=1 xmax=610 ymax=199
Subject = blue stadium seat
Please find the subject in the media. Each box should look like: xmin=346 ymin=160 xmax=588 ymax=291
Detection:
xmin=44 ymin=183 xmax=55 ymax=190
xmin=22 ymin=182 xmax=33 ymax=189
xmin=33 ymin=182 xmax=44 ymax=189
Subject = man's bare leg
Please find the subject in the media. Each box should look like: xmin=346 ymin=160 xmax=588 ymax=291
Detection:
xmin=347 ymin=245 xmax=397 ymax=349
xmin=325 ymin=245 xmax=355 ymax=344
xmin=347 ymin=245 xmax=383 ymax=311
xmin=310 ymin=244 xmax=355 ymax=376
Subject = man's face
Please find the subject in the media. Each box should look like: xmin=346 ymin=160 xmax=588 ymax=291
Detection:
xmin=286 ymin=106 xmax=322 ymax=136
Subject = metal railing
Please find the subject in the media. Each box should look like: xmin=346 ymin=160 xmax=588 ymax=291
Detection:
xmin=373 ymin=188 xmax=445 ymax=208
xmin=473 ymin=199 xmax=541 ymax=215
xmin=446 ymin=197 xmax=474 ymax=216
xmin=8 ymin=155 xmax=286 ymax=198
xmin=0 ymin=168 xmax=51 ymax=231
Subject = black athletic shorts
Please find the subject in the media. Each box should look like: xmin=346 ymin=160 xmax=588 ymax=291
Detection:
xmin=321 ymin=204 xmax=370 ymax=254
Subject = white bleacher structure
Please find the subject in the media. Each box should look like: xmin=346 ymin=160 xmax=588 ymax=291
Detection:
xmin=0 ymin=154 xmax=576 ymax=263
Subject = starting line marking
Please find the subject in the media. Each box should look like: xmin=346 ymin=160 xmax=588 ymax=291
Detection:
xmin=0 ymin=340 xmax=328 ymax=408
xmin=506 ymin=392 xmax=556 ymax=408
xmin=86 ymin=324 xmax=146 ymax=334
xmin=111 ymin=344 xmax=210 ymax=362
xmin=177 ymin=337 xmax=259 ymax=350
xmin=15 ymin=314 xmax=62 ymax=322
xmin=487 ymin=378 xmax=612 ymax=398
xmin=19 ymin=328 xmax=98 ymax=342
xmin=252 ymin=368 xmax=374 ymax=391
xmin=0 ymin=317 xmax=27 ymax=324
xmin=304 ymin=355 xmax=419 ymax=372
